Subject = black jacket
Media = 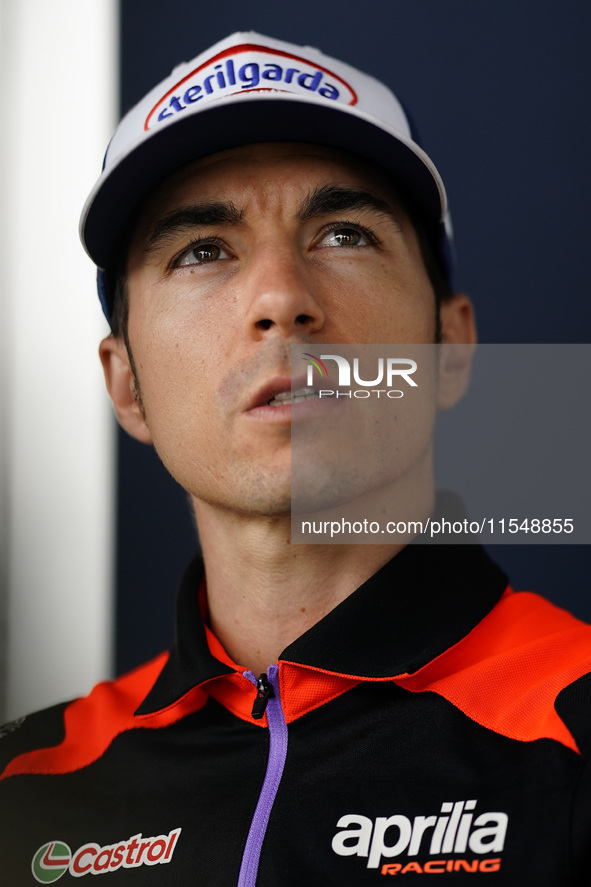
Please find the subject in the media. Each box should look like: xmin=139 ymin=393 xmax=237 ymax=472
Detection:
xmin=2 ymin=544 xmax=591 ymax=884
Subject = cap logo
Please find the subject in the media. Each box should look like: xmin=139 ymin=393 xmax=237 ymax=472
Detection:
xmin=145 ymin=43 xmax=357 ymax=131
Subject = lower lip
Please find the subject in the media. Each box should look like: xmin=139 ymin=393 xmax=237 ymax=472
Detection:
xmin=246 ymin=395 xmax=340 ymax=422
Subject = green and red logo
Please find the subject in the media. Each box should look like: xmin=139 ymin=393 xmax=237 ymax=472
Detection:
xmin=30 ymin=828 xmax=182 ymax=880
xmin=31 ymin=842 xmax=71 ymax=883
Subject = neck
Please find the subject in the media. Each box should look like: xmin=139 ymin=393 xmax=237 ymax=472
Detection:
xmin=192 ymin=478 xmax=433 ymax=677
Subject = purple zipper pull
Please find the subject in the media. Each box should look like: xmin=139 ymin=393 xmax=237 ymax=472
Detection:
xmin=251 ymin=673 xmax=275 ymax=720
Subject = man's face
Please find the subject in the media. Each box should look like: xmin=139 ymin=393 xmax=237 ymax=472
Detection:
xmin=107 ymin=143 xmax=469 ymax=517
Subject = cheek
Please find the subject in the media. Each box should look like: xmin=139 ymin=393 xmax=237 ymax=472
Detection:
xmin=128 ymin=305 xmax=221 ymax=442
xmin=128 ymin=274 xmax=233 ymax=383
xmin=328 ymin=261 xmax=436 ymax=342
xmin=129 ymin=331 xmax=226 ymax=497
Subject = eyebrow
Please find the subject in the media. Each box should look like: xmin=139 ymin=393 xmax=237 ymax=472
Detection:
xmin=143 ymin=184 xmax=402 ymax=256
xmin=144 ymin=202 xmax=244 ymax=254
xmin=296 ymin=184 xmax=403 ymax=228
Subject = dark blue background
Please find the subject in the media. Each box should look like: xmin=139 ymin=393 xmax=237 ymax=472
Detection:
xmin=116 ymin=0 xmax=591 ymax=673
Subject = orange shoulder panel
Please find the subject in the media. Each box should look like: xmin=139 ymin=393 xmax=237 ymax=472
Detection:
xmin=396 ymin=589 xmax=591 ymax=753
xmin=0 ymin=652 xmax=209 ymax=781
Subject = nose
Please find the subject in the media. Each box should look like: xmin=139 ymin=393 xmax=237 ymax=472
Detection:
xmin=244 ymin=246 xmax=325 ymax=340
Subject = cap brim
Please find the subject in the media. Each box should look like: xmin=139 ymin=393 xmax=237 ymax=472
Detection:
xmin=81 ymin=92 xmax=446 ymax=271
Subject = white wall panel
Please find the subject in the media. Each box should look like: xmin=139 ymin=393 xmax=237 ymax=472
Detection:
xmin=0 ymin=0 xmax=118 ymax=720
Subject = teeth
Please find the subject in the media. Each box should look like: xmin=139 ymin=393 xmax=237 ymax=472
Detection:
xmin=268 ymin=387 xmax=318 ymax=406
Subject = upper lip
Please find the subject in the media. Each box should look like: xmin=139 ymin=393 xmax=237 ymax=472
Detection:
xmin=245 ymin=375 xmax=316 ymax=411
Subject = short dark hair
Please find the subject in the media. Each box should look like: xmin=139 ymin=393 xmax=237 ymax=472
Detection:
xmin=398 ymin=188 xmax=453 ymax=344
xmin=109 ymin=262 xmax=129 ymax=340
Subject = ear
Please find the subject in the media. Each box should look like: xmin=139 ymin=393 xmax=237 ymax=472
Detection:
xmin=99 ymin=335 xmax=153 ymax=443
xmin=437 ymin=294 xmax=477 ymax=409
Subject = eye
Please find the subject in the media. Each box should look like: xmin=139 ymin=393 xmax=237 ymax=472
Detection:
xmin=319 ymin=225 xmax=374 ymax=248
xmin=175 ymin=240 xmax=230 ymax=267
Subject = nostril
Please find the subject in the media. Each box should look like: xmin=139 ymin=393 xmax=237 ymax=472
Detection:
xmin=256 ymin=318 xmax=273 ymax=331
xmin=296 ymin=314 xmax=313 ymax=325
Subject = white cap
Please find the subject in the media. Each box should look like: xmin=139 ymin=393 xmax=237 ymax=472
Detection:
xmin=79 ymin=32 xmax=452 ymax=319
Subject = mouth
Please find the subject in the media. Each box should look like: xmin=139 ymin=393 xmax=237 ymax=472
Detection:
xmin=245 ymin=376 xmax=336 ymax=417
xmin=267 ymin=386 xmax=326 ymax=407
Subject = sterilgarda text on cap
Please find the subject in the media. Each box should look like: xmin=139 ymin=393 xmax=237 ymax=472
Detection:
xmin=79 ymin=32 xmax=452 ymax=321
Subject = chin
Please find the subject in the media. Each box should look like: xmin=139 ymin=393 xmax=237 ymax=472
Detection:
xmin=290 ymin=455 xmax=380 ymax=515
xmin=192 ymin=471 xmax=295 ymax=519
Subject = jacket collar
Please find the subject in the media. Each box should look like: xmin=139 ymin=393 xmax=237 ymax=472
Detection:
xmin=280 ymin=543 xmax=507 ymax=677
xmin=137 ymin=544 xmax=507 ymax=715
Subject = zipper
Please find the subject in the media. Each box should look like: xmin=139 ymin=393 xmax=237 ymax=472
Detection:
xmin=237 ymin=665 xmax=288 ymax=887
xmin=251 ymin=674 xmax=274 ymax=720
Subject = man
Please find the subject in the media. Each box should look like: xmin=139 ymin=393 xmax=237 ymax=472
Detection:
xmin=1 ymin=32 xmax=590 ymax=885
